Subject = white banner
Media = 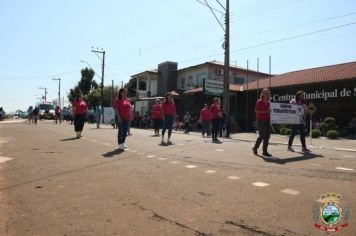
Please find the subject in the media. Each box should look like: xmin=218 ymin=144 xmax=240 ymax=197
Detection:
xmin=103 ymin=107 xmax=115 ymax=124
xmin=270 ymin=102 xmax=304 ymax=124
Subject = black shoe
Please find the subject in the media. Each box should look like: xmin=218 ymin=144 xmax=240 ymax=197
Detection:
xmin=252 ymin=147 xmax=258 ymax=155
xmin=262 ymin=152 xmax=272 ymax=157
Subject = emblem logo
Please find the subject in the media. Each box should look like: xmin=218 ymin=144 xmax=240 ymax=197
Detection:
xmin=313 ymin=192 xmax=350 ymax=232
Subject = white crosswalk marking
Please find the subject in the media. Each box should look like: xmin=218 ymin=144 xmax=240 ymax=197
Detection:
xmin=0 ymin=156 xmax=13 ymax=163
xmin=146 ymin=155 xmax=155 ymax=158
xmin=227 ymin=176 xmax=241 ymax=180
xmin=205 ymin=170 xmax=216 ymax=174
xmin=252 ymin=182 xmax=269 ymax=187
xmin=185 ymin=165 xmax=197 ymax=169
xmin=281 ymin=188 xmax=300 ymax=195
xmin=335 ymin=167 xmax=354 ymax=171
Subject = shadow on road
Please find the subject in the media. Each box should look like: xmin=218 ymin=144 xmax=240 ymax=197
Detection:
xmin=261 ymin=152 xmax=324 ymax=165
xmin=102 ymin=149 xmax=124 ymax=158
xmin=60 ymin=137 xmax=79 ymax=141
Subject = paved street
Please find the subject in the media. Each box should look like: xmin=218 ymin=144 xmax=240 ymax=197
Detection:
xmin=1 ymin=120 xmax=355 ymax=235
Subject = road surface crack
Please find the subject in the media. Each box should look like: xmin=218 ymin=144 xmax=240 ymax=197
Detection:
xmin=134 ymin=203 xmax=209 ymax=236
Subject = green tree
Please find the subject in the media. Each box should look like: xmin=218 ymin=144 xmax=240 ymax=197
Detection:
xmin=68 ymin=67 xmax=97 ymax=102
xmin=124 ymin=77 xmax=137 ymax=97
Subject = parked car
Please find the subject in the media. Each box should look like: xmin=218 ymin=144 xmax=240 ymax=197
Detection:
xmin=38 ymin=103 xmax=55 ymax=119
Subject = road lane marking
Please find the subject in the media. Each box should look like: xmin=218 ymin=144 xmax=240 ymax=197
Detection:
xmin=157 ymin=157 xmax=167 ymax=160
xmin=205 ymin=170 xmax=217 ymax=174
xmin=0 ymin=156 xmax=13 ymax=163
xmin=185 ymin=165 xmax=197 ymax=169
xmin=170 ymin=161 xmax=180 ymax=164
xmin=215 ymin=149 xmax=224 ymax=152
xmin=342 ymin=155 xmax=354 ymax=158
xmin=335 ymin=167 xmax=354 ymax=171
xmin=281 ymin=188 xmax=300 ymax=195
xmin=227 ymin=176 xmax=241 ymax=180
xmin=252 ymin=182 xmax=269 ymax=187
xmin=147 ymin=155 xmax=155 ymax=158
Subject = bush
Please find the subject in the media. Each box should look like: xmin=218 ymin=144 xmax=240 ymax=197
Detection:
xmin=280 ymin=127 xmax=287 ymax=135
xmin=285 ymin=128 xmax=292 ymax=135
xmin=311 ymin=129 xmax=321 ymax=138
xmin=321 ymin=117 xmax=337 ymax=136
xmin=327 ymin=130 xmax=339 ymax=139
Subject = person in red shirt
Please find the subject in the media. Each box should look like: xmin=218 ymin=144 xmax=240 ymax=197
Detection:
xmin=114 ymin=88 xmax=131 ymax=150
xmin=252 ymin=88 xmax=272 ymax=157
xmin=72 ymin=94 xmax=88 ymax=138
xmin=161 ymin=92 xmax=176 ymax=145
xmin=151 ymin=99 xmax=163 ymax=136
xmin=210 ymin=97 xmax=222 ymax=143
xmin=200 ymin=104 xmax=212 ymax=137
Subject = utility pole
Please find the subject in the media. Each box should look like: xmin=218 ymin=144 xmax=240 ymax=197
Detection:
xmin=91 ymin=47 xmax=105 ymax=108
xmin=38 ymin=87 xmax=48 ymax=102
xmin=52 ymin=77 xmax=61 ymax=107
xmin=223 ymin=0 xmax=230 ymax=114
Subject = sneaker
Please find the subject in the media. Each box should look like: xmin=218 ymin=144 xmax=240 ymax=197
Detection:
xmin=118 ymin=144 xmax=124 ymax=150
xmin=262 ymin=152 xmax=272 ymax=157
xmin=252 ymin=147 xmax=258 ymax=155
xmin=167 ymin=140 xmax=173 ymax=145
xmin=161 ymin=140 xmax=165 ymax=145
xmin=123 ymin=143 xmax=128 ymax=149
xmin=287 ymin=146 xmax=294 ymax=152
xmin=302 ymin=147 xmax=311 ymax=152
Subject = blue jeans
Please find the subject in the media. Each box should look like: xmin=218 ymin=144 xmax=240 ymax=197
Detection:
xmin=202 ymin=121 xmax=211 ymax=136
xmin=288 ymin=124 xmax=306 ymax=148
xmin=162 ymin=115 xmax=174 ymax=138
xmin=96 ymin=113 xmax=101 ymax=128
xmin=118 ymin=119 xmax=129 ymax=145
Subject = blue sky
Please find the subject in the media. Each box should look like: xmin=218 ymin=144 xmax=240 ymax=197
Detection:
xmin=1 ymin=0 xmax=356 ymax=112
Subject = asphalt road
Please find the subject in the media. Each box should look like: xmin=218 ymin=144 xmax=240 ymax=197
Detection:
xmin=0 ymin=120 xmax=355 ymax=235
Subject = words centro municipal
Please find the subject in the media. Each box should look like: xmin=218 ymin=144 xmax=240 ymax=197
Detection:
xmin=273 ymin=87 xmax=356 ymax=102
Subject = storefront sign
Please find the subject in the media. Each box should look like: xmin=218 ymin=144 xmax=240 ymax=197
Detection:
xmin=204 ymin=78 xmax=224 ymax=96
xmin=270 ymin=102 xmax=304 ymax=124
xmin=272 ymin=87 xmax=356 ymax=102
xmin=103 ymin=107 xmax=115 ymax=124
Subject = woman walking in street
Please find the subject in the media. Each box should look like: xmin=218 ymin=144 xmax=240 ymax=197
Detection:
xmin=288 ymin=90 xmax=310 ymax=152
xmin=252 ymin=88 xmax=272 ymax=157
xmin=72 ymin=94 xmax=88 ymax=138
xmin=161 ymin=92 xmax=176 ymax=145
xmin=114 ymin=88 xmax=131 ymax=150
xmin=210 ymin=97 xmax=222 ymax=143
xmin=151 ymin=99 xmax=163 ymax=136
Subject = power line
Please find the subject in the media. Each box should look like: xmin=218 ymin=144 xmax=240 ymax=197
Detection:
xmin=202 ymin=0 xmax=225 ymax=31
xmin=194 ymin=0 xmax=224 ymax=14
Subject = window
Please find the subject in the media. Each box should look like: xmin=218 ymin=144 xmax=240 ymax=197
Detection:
xmin=180 ymin=77 xmax=185 ymax=89
xmin=197 ymin=73 xmax=207 ymax=87
xmin=188 ymin=76 xmax=193 ymax=86
xmin=234 ymin=77 xmax=245 ymax=84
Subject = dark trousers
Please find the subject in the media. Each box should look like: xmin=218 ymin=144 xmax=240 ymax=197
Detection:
xmin=288 ymin=124 xmax=306 ymax=148
xmin=118 ymin=119 xmax=129 ymax=145
xmin=153 ymin=119 xmax=162 ymax=134
xmin=74 ymin=114 xmax=85 ymax=132
xmin=211 ymin=119 xmax=219 ymax=140
xmin=202 ymin=121 xmax=211 ymax=136
xmin=184 ymin=122 xmax=190 ymax=133
xmin=162 ymin=115 xmax=174 ymax=138
xmin=254 ymin=120 xmax=271 ymax=153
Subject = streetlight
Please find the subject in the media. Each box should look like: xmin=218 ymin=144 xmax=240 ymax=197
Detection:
xmin=38 ymin=87 xmax=47 ymax=102
xmin=52 ymin=77 xmax=61 ymax=108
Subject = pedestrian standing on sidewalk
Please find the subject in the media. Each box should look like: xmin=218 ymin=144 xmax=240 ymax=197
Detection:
xmin=95 ymin=105 xmax=102 ymax=129
xmin=252 ymin=88 xmax=272 ymax=157
xmin=288 ymin=90 xmax=310 ymax=152
xmin=151 ymin=99 xmax=163 ymax=136
xmin=114 ymin=88 xmax=131 ymax=150
xmin=161 ymin=92 xmax=176 ymax=145
xmin=200 ymin=104 xmax=212 ymax=137
xmin=210 ymin=97 xmax=222 ymax=143
xmin=72 ymin=94 xmax=88 ymax=138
